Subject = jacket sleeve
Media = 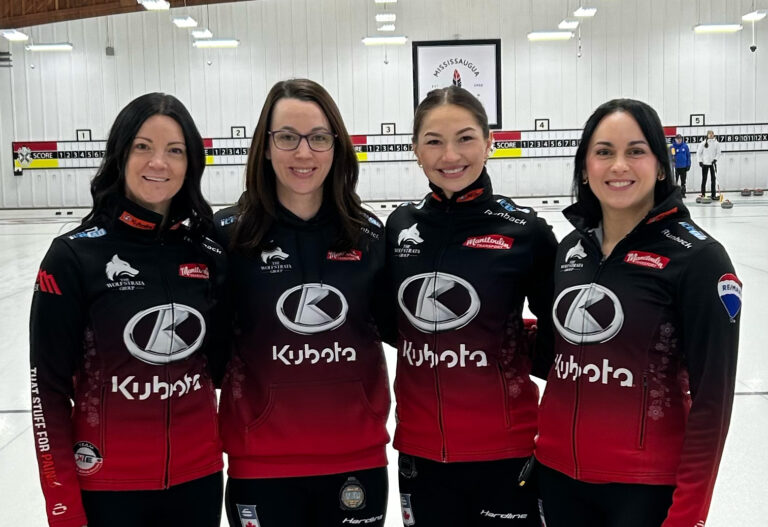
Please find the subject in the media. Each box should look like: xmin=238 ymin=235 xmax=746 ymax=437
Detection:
xmin=525 ymin=218 xmax=559 ymax=379
xmin=29 ymin=239 xmax=89 ymax=527
xmin=662 ymin=242 xmax=740 ymax=527
xmin=374 ymin=219 xmax=398 ymax=347
xmin=203 ymin=235 xmax=231 ymax=388
xmin=684 ymin=145 xmax=691 ymax=167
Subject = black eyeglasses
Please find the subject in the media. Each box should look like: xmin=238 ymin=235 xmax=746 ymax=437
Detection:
xmin=268 ymin=130 xmax=337 ymax=152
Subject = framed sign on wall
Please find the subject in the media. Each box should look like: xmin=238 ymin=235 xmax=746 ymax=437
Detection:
xmin=412 ymin=39 xmax=502 ymax=129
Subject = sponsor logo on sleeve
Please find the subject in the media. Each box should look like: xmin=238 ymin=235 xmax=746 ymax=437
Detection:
xmin=35 ymin=270 xmax=62 ymax=295
xmin=68 ymin=226 xmax=106 ymax=239
xmin=73 ymin=441 xmax=103 ymax=476
xmin=661 ymin=228 xmax=692 ymax=249
xmin=236 ymin=504 xmax=261 ymax=527
xmin=118 ymin=211 xmax=156 ymax=230
xmin=327 ymin=249 xmax=362 ymax=261
xmin=220 ymin=214 xmax=236 ymax=227
xmin=497 ymin=197 xmax=531 ymax=214
xmin=624 ymin=251 xmax=670 ymax=270
xmin=367 ymin=214 xmax=383 ymax=228
xmin=678 ymin=221 xmax=708 ymax=240
xmin=483 ymin=209 xmax=527 ymax=225
xmin=462 ymin=234 xmax=513 ymax=250
xmin=718 ymin=273 xmax=742 ymax=321
xmin=179 ymin=263 xmax=210 ymax=279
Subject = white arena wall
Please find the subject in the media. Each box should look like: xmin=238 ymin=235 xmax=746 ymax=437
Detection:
xmin=0 ymin=0 xmax=767 ymax=208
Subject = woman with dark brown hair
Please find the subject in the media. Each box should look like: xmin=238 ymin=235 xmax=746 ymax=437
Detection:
xmin=214 ymin=78 xmax=391 ymax=527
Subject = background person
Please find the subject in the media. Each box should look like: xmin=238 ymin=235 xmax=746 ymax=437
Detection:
xmin=696 ymin=130 xmax=721 ymax=200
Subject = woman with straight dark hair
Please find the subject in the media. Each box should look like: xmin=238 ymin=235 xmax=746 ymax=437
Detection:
xmin=386 ymin=86 xmax=557 ymax=526
xmin=214 ymin=78 xmax=390 ymax=527
xmin=30 ymin=92 xmax=226 ymax=527
xmin=536 ymin=99 xmax=741 ymax=527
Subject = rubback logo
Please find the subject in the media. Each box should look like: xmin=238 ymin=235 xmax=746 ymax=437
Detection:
xmin=123 ymin=303 xmax=206 ymax=364
xmin=484 ymin=209 xmax=527 ymax=225
xmin=35 ymin=270 xmax=62 ymax=295
xmin=276 ymin=283 xmax=348 ymax=334
xmin=179 ymin=263 xmax=209 ymax=279
xmin=624 ymin=251 xmax=670 ymax=270
xmin=553 ymin=284 xmax=624 ymax=344
xmin=463 ymin=234 xmax=513 ymax=250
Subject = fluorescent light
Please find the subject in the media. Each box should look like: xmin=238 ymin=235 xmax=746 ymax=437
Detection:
xmin=574 ymin=7 xmax=597 ymax=17
xmin=742 ymin=10 xmax=767 ymax=22
xmin=558 ymin=19 xmax=580 ymax=30
xmin=192 ymin=39 xmax=239 ymax=48
xmin=362 ymin=36 xmax=408 ymax=46
xmin=25 ymin=42 xmax=74 ymax=51
xmin=527 ymin=31 xmax=574 ymax=41
xmin=375 ymin=13 xmax=396 ymax=23
xmin=693 ymin=24 xmax=743 ymax=33
xmin=172 ymin=16 xmax=198 ymax=28
xmin=139 ymin=0 xmax=170 ymax=10
xmin=374 ymin=0 xmax=397 ymax=4
xmin=191 ymin=28 xmax=213 ymax=39
xmin=377 ymin=24 xmax=396 ymax=32
xmin=1 ymin=29 xmax=29 ymax=42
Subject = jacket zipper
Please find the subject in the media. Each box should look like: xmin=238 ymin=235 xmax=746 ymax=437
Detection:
xmin=434 ymin=204 xmax=454 ymax=462
xmin=637 ymin=375 xmax=648 ymax=449
xmin=157 ymin=237 xmax=173 ymax=489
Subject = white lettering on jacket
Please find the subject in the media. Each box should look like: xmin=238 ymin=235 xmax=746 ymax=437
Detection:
xmin=401 ymin=340 xmax=488 ymax=368
xmin=553 ymin=354 xmax=634 ymax=387
xmin=272 ymin=342 xmax=357 ymax=365
xmin=111 ymin=373 xmax=202 ymax=400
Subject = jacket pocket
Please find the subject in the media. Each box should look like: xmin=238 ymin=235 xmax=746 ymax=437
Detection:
xmin=244 ymin=379 xmax=389 ymax=458
xmin=637 ymin=375 xmax=648 ymax=450
xmin=498 ymin=364 xmax=512 ymax=429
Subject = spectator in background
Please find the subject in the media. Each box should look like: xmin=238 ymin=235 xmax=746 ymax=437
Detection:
xmin=670 ymin=134 xmax=691 ymax=197
xmin=697 ymin=130 xmax=721 ymax=200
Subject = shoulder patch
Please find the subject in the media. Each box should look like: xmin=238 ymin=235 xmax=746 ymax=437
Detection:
xmin=68 ymin=226 xmax=107 ymax=240
xmin=219 ymin=214 xmax=236 ymax=227
xmin=718 ymin=273 xmax=742 ymax=321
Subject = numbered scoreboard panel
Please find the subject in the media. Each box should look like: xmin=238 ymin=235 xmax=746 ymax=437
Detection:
xmin=12 ymin=123 xmax=768 ymax=171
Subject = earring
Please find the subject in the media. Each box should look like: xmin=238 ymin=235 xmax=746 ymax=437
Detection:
xmin=416 ymin=160 xmax=422 ymax=168
xmin=582 ymin=173 xmax=588 ymax=184
xmin=657 ymin=172 xmax=665 ymax=181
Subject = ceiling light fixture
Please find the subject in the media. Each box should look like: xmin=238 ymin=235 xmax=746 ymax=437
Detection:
xmin=693 ymin=24 xmax=743 ymax=33
xmin=527 ymin=31 xmax=575 ymax=41
xmin=558 ymin=19 xmax=580 ymax=30
xmin=191 ymin=28 xmax=213 ymax=39
xmin=375 ymin=13 xmax=396 ymax=23
xmin=192 ymin=39 xmax=239 ymax=48
xmin=138 ymin=0 xmax=170 ymax=10
xmin=742 ymin=10 xmax=767 ymax=22
xmin=172 ymin=16 xmax=198 ymax=28
xmin=1 ymin=29 xmax=29 ymax=42
xmin=362 ymin=36 xmax=407 ymax=45
xmin=573 ymin=7 xmax=597 ymax=17
xmin=377 ymin=24 xmax=396 ymax=32
xmin=25 ymin=42 xmax=74 ymax=51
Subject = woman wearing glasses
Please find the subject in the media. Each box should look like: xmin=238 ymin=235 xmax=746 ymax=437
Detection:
xmin=214 ymin=79 xmax=390 ymax=527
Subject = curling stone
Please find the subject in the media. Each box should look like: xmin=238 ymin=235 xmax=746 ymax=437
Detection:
xmin=754 ymin=189 xmax=764 ymax=196
xmin=741 ymin=188 xmax=752 ymax=196
xmin=695 ymin=196 xmax=703 ymax=203
xmin=700 ymin=196 xmax=712 ymax=204
xmin=721 ymin=199 xmax=734 ymax=209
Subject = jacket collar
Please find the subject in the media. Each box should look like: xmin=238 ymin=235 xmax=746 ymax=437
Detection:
xmin=275 ymin=198 xmax=334 ymax=231
xmin=564 ymin=189 xmax=689 ymax=234
xmin=425 ymin=169 xmax=493 ymax=210
xmin=112 ymin=196 xmax=187 ymax=238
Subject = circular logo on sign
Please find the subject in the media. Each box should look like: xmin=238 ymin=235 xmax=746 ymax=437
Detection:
xmin=398 ymin=272 xmax=481 ymax=333
xmin=276 ymin=283 xmax=348 ymax=335
xmin=73 ymin=441 xmax=103 ymax=476
xmin=123 ymin=303 xmax=206 ymax=364
xmin=552 ymin=284 xmax=624 ymax=344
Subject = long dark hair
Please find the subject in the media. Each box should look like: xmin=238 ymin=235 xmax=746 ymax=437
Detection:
xmin=82 ymin=92 xmax=211 ymax=232
xmin=412 ymin=86 xmax=490 ymax=143
xmin=232 ymin=78 xmax=367 ymax=252
xmin=572 ymin=98 xmax=675 ymax=222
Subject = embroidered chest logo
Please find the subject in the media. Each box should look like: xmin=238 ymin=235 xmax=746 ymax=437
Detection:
xmin=624 ymin=251 xmax=670 ymax=270
xmin=106 ymin=255 xmax=145 ymax=291
xmin=560 ymin=240 xmax=586 ymax=272
xmin=327 ymin=249 xmax=362 ymax=261
xmin=123 ymin=303 xmax=206 ymax=364
xmin=260 ymin=244 xmax=292 ymax=274
xmin=179 ymin=263 xmax=209 ymax=279
xmin=553 ymin=284 xmax=624 ymax=344
xmin=394 ymin=223 xmax=423 ymax=258
xmin=462 ymin=234 xmax=513 ymax=250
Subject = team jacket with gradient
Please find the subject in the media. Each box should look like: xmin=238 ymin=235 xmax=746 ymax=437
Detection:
xmin=30 ymin=199 xmax=225 ymax=527
xmin=213 ymin=202 xmax=390 ymax=479
xmin=535 ymin=192 xmax=741 ymax=527
xmin=386 ymin=171 xmax=557 ymax=463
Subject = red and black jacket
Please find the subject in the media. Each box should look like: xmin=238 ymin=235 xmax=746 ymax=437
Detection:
xmin=385 ymin=171 xmax=557 ymax=462
xmin=535 ymin=191 xmax=741 ymax=527
xmin=30 ymin=199 xmax=226 ymax=527
xmin=213 ymin=202 xmax=390 ymax=479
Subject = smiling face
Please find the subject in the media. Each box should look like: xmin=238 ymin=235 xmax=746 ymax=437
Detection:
xmin=267 ymin=97 xmax=334 ymax=209
xmin=413 ymin=104 xmax=492 ymax=198
xmin=124 ymin=114 xmax=187 ymax=217
xmin=585 ymin=110 xmax=659 ymax=222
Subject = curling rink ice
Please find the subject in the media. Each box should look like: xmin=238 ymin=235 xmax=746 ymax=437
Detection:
xmin=1 ymin=195 xmax=766 ymax=527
